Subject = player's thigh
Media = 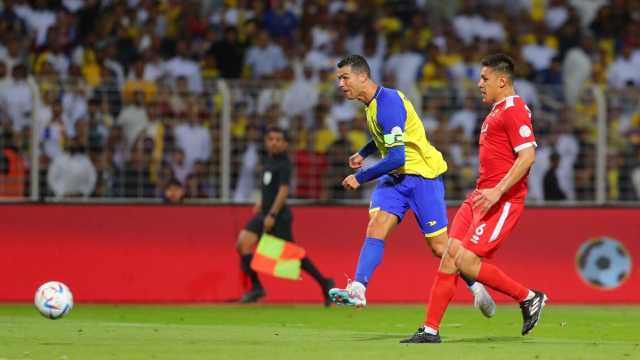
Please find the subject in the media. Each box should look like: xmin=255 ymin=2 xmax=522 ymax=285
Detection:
xmin=449 ymin=192 xmax=474 ymax=241
xmin=408 ymin=176 xmax=448 ymax=237
xmin=368 ymin=175 xmax=409 ymax=239
xmin=462 ymin=200 xmax=524 ymax=258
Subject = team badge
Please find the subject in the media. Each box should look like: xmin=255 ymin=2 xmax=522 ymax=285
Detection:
xmin=263 ymin=171 xmax=272 ymax=185
xmin=519 ymin=125 xmax=532 ymax=137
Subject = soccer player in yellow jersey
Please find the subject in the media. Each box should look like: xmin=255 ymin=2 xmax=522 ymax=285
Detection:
xmin=328 ymin=55 xmax=496 ymax=317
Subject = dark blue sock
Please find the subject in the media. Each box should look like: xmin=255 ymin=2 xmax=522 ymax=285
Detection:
xmin=355 ymin=238 xmax=385 ymax=287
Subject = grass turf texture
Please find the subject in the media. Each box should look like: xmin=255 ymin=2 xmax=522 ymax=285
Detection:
xmin=0 ymin=305 xmax=638 ymax=360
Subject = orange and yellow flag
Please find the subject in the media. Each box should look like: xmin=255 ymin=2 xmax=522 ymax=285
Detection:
xmin=250 ymin=234 xmax=306 ymax=280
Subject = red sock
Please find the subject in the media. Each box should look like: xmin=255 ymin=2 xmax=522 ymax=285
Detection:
xmin=476 ymin=262 xmax=529 ymax=302
xmin=424 ymin=272 xmax=458 ymax=330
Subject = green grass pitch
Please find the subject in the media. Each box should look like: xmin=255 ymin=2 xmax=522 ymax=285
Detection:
xmin=0 ymin=304 xmax=638 ymax=359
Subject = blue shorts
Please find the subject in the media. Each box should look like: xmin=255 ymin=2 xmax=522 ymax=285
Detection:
xmin=370 ymin=174 xmax=448 ymax=237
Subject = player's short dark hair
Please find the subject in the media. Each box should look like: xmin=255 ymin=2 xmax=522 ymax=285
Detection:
xmin=481 ymin=53 xmax=515 ymax=81
xmin=266 ymin=126 xmax=289 ymax=142
xmin=337 ymin=54 xmax=371 ymax=77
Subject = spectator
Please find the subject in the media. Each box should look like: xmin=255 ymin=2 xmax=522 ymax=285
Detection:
xmin=0 ymin=133 xmax=25 ymax=199
xmin=173 ymin=99 xmax=212 ymax=168
xmin=114 ymin=137 xmax=153 ymax=198
xmin=47 ymin=141 xmax=97 ymax=198
xmin=324 ymin=122 xmax=360 ymax=200
xmin=14 ymin=0 xmax=57 ymax=47
xmin=40 ymin=98 xmax=67 ymax=161
xmin=209 ymin=26 xmax=246 ymax=79
xmin=164 ymin=39 xmax=203 ymax=93
xmin=244 ymin=30 xmax=287 ymax=80
xmin=294 ymin=131 xmax=328 ymax=199
xmin=607 ymin=45 xmax=640 ymax=89
xmin=448 ymin=96 xmax=478 ymax=140
xmin=263 ymin=0 xmax=299 ymax=42
xmin=233 ymin=124 xmax=260 ymax=203
xmin=280 ymin=62 xmax=319 ymax=121
xmin=562 ymin=35 xmax=593 ymax=106
xmin=122 ymin=58 xmax=158 ymax=103
xmin=4 ymin=64 xmax=34 ymax=135
xmin=0 ymin=36 xmax=27 ymax=74
xmin=117 ymin=90 xmax=149 ymax=152
xmin=543 ymin=152 xmax=567 ymax=200
xmin=61 ymin=76 xmax=89 ymax=138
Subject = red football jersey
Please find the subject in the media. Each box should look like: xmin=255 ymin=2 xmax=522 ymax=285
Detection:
xmin=477 ymin=95 xmax=536 ymax=202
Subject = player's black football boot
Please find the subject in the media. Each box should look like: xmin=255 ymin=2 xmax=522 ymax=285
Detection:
xmin=520 ymin=290 xmax=548 ymax=335
xmin=239 ymin=288 xmax=266 ymax=303
xmin=400 ymin=327 xmax=442 ymax=343
xmin=321 ymin=278 xmax=335 ymax=307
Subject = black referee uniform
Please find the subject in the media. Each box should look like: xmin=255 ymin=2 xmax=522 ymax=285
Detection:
xmin=244 ymin=153 xmax=294 ymax=240
xmin=239 ymin=150 xmax=334 ymax=305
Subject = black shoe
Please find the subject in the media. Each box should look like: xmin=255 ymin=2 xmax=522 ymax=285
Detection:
xmin=400 ymin=328 xmax=442 ymax=343
xmin=519 ymin=290 xmax=548 ymax=335
xmin=321 ymin=278 xmax=335 ymax=307
xmin=239 ymin=288 xmax=265 ymax=304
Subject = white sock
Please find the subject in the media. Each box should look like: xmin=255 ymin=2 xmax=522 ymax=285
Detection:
xmin=525 ymin=290 xmax=535 ymax=301
xmin=422 ymin=325 xmax=438 ymax=335
xmin=469 ymin=282 xmax=484 ymax=295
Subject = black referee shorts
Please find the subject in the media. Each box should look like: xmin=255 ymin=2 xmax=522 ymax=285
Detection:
xmin=244 ymin=210 xmax=294 ymax=242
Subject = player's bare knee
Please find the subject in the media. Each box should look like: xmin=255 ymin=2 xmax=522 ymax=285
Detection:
xmin=366 ymin=212 xmax=395 ymax=239
xmin=426 ymin=233 xmax=448 ymax=258
xmin=440 ymin=253 xmax=458 ymax=273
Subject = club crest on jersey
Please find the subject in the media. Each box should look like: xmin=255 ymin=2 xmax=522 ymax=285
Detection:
xmin=263 ymin=171 xmax=272 ymax=185
xmin=519 ymin=125 xmax=532 ymax=138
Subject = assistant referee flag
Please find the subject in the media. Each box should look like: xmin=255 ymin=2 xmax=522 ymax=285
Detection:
xmin=250 ymin=234 xmax=306 ymax=280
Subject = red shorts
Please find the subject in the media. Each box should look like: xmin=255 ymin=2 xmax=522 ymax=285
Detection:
xmin=449 ymin=190 xmax=524 ymax=258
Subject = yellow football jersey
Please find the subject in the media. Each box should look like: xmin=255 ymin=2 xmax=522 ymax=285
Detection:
xmin=364 ymin=87 xmax=447 ymax=179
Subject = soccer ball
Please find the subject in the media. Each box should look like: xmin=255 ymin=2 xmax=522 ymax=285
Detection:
xmin=34 ymin=281 xmax=74 ymax=319
xmin=576 ymin=237 xmax=632 ymax=289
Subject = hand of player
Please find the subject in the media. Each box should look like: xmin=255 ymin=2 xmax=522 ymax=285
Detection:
xmin=263 ymin=214 xmax=275 ymax=233
xmin=342 ymin=174 xmax=361 ymax=190
xmin=348 ymin=153 xmax=364 ymax=169
xmin=472 ymin=188 xmax=502 ymax=216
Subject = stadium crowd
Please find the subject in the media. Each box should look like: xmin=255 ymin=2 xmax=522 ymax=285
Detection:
xmin=0 ymin=0 xmax=639 ymax=202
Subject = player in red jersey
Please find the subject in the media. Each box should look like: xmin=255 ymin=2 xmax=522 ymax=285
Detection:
xmin=401 ymin=54 xmax=548 ymax=343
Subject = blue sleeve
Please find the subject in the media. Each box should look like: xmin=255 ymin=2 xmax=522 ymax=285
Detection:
xmin=354 ymin=90 xmax=407 ymax=184
xmin=377 ymin=90 xmax=407 ymax=146
xmin=355 ymin=145 xmax=405 ymax=184
xmin=357 ymin=140 xmax=377 ymax=158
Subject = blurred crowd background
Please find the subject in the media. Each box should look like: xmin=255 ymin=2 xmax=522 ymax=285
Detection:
xmin=0 ymin=0 xmax=639 ymax=204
